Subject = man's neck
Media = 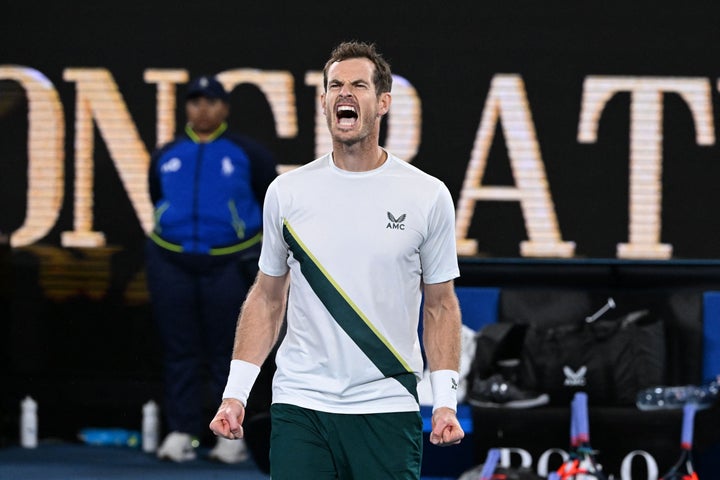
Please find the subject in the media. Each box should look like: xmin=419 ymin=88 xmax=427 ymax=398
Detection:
xmin=332 ymin=144 xmax=387 ymax=172
xmin=186 ymin=122 xmax=227 ymax=143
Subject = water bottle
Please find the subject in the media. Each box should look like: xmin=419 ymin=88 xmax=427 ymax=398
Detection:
xmin=20 ymin=396 xmax=38 ymax=448
xmin=636 ymin=376 xmax=720 ymax=411
xmin=142 ymin=400 xmax=159 ymax=453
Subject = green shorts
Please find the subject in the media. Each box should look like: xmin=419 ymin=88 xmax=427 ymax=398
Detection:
xmin=269 ymin=403 xmax=423 ymax=480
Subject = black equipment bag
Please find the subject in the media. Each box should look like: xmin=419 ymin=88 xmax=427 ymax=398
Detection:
xmin=519 ymin=309 xmax=666 ymax=406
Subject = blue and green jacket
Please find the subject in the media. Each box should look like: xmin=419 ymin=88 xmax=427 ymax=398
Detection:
xmin=148 ymin=123 xmax=277 ymax=255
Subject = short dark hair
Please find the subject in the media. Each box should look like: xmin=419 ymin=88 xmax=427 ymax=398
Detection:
xmin=322 ymin=41 xmax=393 ymax=96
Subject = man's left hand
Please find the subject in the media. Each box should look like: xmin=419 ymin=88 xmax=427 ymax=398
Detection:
xmin=429 ymin=406 xmax=464 ymax=446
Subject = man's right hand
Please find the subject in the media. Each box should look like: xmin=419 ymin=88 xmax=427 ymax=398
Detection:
xmin=209 ymin=398 xmax=246 ymax=439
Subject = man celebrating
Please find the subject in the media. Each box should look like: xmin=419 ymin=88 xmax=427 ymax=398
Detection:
xmin=210 ymin=41 xmax=464 ymax=479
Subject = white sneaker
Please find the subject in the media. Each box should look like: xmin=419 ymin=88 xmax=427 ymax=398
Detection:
xmin=156 ymin=432 xmax=196 ymax=462
xmin=208 ymin=436 xmax=249 ymax=464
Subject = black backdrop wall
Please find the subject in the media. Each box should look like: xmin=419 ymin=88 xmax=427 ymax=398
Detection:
xmin=2 ymin=1 xmax=720 ymax=449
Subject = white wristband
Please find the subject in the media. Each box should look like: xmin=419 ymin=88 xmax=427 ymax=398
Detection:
xmin=222 ymin=360 xmax=261 ymax=406
xmin=430 ymin=369 xmax=459 ymax=413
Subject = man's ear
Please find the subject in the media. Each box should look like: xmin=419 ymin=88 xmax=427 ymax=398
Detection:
xmin=320 ymin=92 xmax=327 ymax=116
xmin=378 ymin=92 xmax=391 ymax=117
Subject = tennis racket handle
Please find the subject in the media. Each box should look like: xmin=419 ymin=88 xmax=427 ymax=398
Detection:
xmin=479 ymin=448 xmax=501 ymax=480
xmin=681 ymin=402 xmax=696 ymax=447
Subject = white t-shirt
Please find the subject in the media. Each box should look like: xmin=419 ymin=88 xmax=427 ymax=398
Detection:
xmin=259 ymin=151 xmax=460 ymax=414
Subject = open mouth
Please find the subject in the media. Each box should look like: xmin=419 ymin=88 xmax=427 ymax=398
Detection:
xmin=336 ymin=105 xmax=358 ymax=127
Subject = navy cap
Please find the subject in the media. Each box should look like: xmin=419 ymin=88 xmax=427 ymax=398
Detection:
xmin=185 ymin=75 xmax=229 ymax=102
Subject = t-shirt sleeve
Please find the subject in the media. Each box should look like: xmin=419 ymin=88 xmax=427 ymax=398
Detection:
xmin=420 ymin=182 xmax=460 ymax=284
xmin=258 ymin=179 xmax=289 ymax=276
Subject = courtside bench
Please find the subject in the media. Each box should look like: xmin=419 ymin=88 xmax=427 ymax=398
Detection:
xmin=446 ymin=282 xmax=720 ymax=478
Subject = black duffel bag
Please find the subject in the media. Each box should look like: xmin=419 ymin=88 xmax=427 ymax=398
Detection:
xmin=519 ymin=309 xmax=666 ymax=406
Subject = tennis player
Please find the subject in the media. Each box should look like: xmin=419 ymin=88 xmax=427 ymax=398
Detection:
xmin=210 ymin=40 xmax=465 ymax=479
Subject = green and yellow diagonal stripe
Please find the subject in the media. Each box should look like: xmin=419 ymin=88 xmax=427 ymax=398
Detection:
xmin=283 ymin=220 xmax=417 ymax=400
